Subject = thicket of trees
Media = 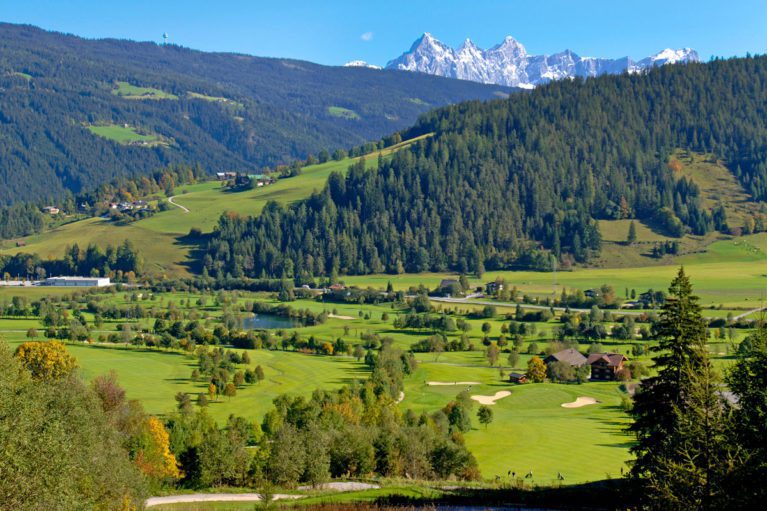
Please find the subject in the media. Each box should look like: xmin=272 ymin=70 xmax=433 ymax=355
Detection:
xmin=163 ymin=344 xmax=479 ymax=489
xmin=0 ymin=343 xmax=149 ymax=509
xmin=205 ymin=56 xmax=767 ymax=278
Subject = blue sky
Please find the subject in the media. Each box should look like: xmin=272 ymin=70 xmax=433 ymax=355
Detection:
xmin=2 ymin=0 xmax=765 ymax=65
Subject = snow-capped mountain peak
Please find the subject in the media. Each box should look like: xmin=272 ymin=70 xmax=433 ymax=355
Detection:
xmin=343 ymin=60 xmax=382 ymax=70
xmin=643 ymin=47 xmax=699 ymax=65
xmin=385 ymin=34 xmax=699 ymax=88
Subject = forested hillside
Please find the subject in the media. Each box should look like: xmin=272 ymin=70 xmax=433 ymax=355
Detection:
xmin=0 ymin=23 xmax=510 ymax=205
xmin=205 ymin=56 xmax=767 ymax=278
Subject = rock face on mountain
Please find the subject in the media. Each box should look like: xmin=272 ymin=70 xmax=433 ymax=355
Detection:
xmin=386 ymin=33 xmax=699 ymax=88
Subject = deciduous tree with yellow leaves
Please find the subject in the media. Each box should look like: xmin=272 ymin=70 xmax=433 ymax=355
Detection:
xmin=526 ymin=356 xmax=547 ymax=383
xmin=14 ymin=340 xmax=77 ymax=380
xmin=135 ymin=416 xmax=181 ymax=481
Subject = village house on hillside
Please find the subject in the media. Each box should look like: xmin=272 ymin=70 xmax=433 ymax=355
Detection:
xmin=587 ymin=352 xmax=629 ymax=381
xmin=544 ymin=348 xmax=587 ymax=368
xmin=42 ymin=206 xmax=60 ymax=214
xmin=248 ymin=174 xmax=274 ymax=187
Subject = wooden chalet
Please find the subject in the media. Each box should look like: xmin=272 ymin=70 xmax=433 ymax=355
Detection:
xmin=509 ymin=372 xmax=528 ymax=384
xmin=587 ymin=352 xmax=628 ymax=381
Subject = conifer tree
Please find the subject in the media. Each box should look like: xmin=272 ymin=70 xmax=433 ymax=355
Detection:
xmin=627 ymin=220 xmax=637 ymax=245
xmin=629 ymin=267 xmax=732 ymax=509
xmin=725 ymin=325 xmax=767 ymax=507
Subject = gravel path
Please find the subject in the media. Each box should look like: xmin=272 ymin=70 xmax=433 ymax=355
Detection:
xmin=167 ymin=195 xmax=190 ymax=213
xmin=145 ymin=493 xmax=300 ymax=507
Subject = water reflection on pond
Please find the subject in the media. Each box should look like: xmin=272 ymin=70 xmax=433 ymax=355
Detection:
xmin=242 ymin=313 xmax=300 ymax=329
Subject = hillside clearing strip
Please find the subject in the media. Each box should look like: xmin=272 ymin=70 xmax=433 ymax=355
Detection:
xmin=471 ymin=390 xmax=511 ymax=405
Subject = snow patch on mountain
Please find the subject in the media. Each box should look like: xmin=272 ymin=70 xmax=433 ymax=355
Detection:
xmin=385 ymin=34 xmax=699 ymax=88
xmin=343 ymin=60 xmax=382 ymax=70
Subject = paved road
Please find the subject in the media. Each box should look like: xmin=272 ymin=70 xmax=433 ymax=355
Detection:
xmin=734 ymin=306 xmax=767 ymax=321
xmin=167 ymin=195 xmax=190 ymax=213
xmin=429 ymin=296 xmax=649 ymax=316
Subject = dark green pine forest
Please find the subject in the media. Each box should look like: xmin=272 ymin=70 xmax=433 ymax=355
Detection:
xmin=205 ymin=55 xmax=767 ymax=279
xmin=0 ymin=23 xmax=510 ymax=205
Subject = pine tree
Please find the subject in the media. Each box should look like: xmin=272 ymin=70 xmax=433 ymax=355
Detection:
xmin=628 ymin=267 xmax=732 ymax=509
xmin=725 ymin=326 xmax=767 ymax=507
xmin=627 ymin=220 xmax=637 ymax=245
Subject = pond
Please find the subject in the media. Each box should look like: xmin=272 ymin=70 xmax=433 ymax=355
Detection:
xmin=242 ymin=313 xmax=300 ymax=330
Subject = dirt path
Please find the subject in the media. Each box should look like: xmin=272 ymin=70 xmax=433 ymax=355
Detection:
xmin=145 ymin=493 xmax=300 ymax=507
xmin=167 ymin=195 xmax=190 ymax=213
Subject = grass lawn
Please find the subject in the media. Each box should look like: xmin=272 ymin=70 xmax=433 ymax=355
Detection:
xmin=0 ymin=339 xmax=370 ymax=423
xmin=113 ymin=81 xmax=178 ymax=100
xmin=0 ymin=217 xmax=195 ymax=276
xmin=87 ymin=123 xmax=165 ymax=146
xmin=327 ymin=106 xmax=360 ymax=120
xmin=403 ymin=365 xmax=632 ymax=484
xmin=342 ymin=235 xmax=767 ymax=309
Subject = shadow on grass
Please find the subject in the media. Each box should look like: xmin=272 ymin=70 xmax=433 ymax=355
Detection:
xmin=370 ymin=478 xmax=634 ymax=511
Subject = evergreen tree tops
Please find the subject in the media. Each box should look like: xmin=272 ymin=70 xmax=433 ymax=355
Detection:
xmin=628 ymin=267 xmax=735 ymax=509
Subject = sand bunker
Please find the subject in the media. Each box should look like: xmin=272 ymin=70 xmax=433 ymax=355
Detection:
xmin=471 ymin=391 xmax=511 ymax=405
xmin=561 ymin=397 xmax=599 ymax=408
xmin=328 ymin=314 xmax=355 ymax=320
xmin=427 ymin=381 xmax=481 ymax=386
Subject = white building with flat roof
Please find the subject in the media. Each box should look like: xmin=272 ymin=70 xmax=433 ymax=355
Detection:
xmin=44 ymin=276 xmax=111 ymax=287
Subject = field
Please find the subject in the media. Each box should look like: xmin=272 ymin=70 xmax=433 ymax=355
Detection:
xmin=327 ymin=106 xmax=361 ymax=120
xmin=673 ymin=150 xmax=762 ymax=227
xmin=87 ymin=123 xmax=166 ymax=146
xmin=341 ymin=234 xmax=767 ymax=309
xmin=112 ymin=81 xmax=178 ymax=100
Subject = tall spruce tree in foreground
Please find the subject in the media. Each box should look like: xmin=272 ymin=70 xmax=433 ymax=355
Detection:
xmin=629 ymin=267 xmax=733 ymax=510
xmin=725 ymin=324 xmax=767 ymax=507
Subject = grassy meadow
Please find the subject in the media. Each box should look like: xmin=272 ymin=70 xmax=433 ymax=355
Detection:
xmin=87 ymin=123 xmax=165 ymax=145
xmin=112 ymin=80 xmax=178 ymax=100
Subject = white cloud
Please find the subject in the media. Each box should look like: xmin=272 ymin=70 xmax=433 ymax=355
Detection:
xmin=360 ymin=31 xmax=373 ymax=42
